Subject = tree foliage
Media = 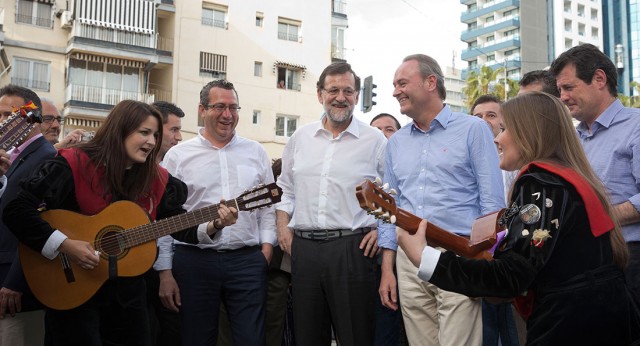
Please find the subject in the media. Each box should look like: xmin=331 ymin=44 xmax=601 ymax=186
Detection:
xmin=463 ymin=65 xmax=518 ymax=109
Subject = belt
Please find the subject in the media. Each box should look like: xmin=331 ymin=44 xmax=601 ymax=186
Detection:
xmin=294 ymin=228 xmax=372 ymax=241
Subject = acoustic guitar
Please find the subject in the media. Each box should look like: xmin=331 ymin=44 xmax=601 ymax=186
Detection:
xmin=355 ymin=180 xmax=505 ymax=260
xmin=19 ymin=183 xmax=281 ymax=310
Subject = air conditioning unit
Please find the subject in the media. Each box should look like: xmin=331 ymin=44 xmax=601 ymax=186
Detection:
xmin=60 ymin=11 xmax=72 ymax=29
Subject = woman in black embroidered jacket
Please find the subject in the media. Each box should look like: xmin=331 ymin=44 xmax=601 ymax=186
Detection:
xmin=398 ymin=92 xmax=640 ymax=345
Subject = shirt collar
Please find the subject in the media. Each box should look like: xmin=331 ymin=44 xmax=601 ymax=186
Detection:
xmin=410 ymin=104 xmax=452 ymax=134
xmin=577 ymin=99 xmax=622 ymax=134
xmin=10 ymin=133 xmax=43 ymax=162
xmin=314 ymin=115 xmax=360 ymax=139
xmin=197 ymin=127 xmax=237 ymax=149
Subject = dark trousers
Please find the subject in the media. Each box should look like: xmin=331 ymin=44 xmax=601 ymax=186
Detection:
xmin=291 ymin=234 xmax=376 ymax=346
xmin=626 ymin=241 xmax=640 ymax=304
xmin=46 ymin=276 xmax=150 ymax=346
xmin=144 ymin=269 xmax=181 ymax=346
xmin=218 ymin=246 xmax=292 ymax=346
xmin=481 ymin=299 xmax=520 ymax=346
xmin=173 ymin=245 xmax=268 ymax=346
xmin=373 ymin=263 xmax=406 ymax=346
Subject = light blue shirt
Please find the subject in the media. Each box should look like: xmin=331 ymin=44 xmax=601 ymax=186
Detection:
xmin=577 ymin=99 xmax=640 ymax=242
xmin=378 ymin=104 xmax=505 ymax=251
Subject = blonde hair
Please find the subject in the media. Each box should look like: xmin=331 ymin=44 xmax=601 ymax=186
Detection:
xmin=502 ymin=92 xmax=628 ymax=268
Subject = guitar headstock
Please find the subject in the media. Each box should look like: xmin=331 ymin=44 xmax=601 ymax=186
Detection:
xmin=355 ymin=179 xmax=398 ymax=224
xmin=0 ymin=102 xmax=42 ymax=151
xmin=236 ymin=183 xmax=282 ymax=211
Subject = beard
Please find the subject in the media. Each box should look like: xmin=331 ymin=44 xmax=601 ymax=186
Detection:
xmin=325 ymin=104 xmax=354 ymax=124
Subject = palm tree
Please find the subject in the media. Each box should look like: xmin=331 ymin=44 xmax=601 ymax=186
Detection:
xmin=463 ymin=65 xmax=504 ymax=109
xmin=494 ymin=78 xmax=520 ymax=100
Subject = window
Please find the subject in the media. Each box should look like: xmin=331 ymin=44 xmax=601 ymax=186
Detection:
xmin=577 ymin=4 xmax=585 ymax=17
xmin=503 ymin=9 xmax=517 ymax=17
xmin=200 ymin=52 xmax=227 ymax=79
xmin=468 ymin=21 xmax=477 ymax=30
xmin=276 ymin=115 xmax=297 ymax=137
xmin=68 ymin=57 xmax=142 ymax=105
xmin=485 ymin=15 xmax=494 ymax=24
xmin=504 ymin=29 xmax=517 ymax=37
xmin=254 ymin=61 xmax=262 ymax=77
xmin=578 ymin=23 xmax=585 ymax=36
xmin=469 ymin=40 xmax=478 ymax=48
xmin=202 ymin=5 xmax=226 ymax=28
xmin=12 ymin=58 xmax=50 ymax=91
xmin=486 ymin=54 xmax=495 ymax=64
xmin=332 ymin=27 xmax=345 ymax=60
xmin=252 ymin=110 xmax=260 ymax=125
xmin=276 ymin=67 xmax=302 ymax=91
xmin=592 ymin=27 xmax=599 ymax=40
xmin=16 ymin=0 xmax=53 ymax=28
xmin=591 ymin=9 xmax=598 ymax=21
xmin=564 ymin=19 xmax=572 ymax=32
xmin=469 ymin=60 xmax=478 ymax=69
xmin=256 ymin=12 xmax=263 ymax=27
xmin=486 ymin=35 xmax=495 ymax=43
xmin=278 ymin=18 xmax=301 ymax=42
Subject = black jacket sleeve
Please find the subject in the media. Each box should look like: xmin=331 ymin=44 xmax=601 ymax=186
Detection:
xmin=428 ymin=172 xmax=574 ymax=298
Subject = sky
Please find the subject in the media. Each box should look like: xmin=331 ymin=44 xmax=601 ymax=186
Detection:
xmin=346 ymin=0 xmax=466 ymax=124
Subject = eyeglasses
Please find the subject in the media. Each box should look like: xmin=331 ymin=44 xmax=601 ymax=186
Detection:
xmin=42 ymin=115 xmax=64 ymax=125
xmin=204 ymin=104 xmax=241 ymax=114
xmin=322 ymin=88 xmax=357 ymax=97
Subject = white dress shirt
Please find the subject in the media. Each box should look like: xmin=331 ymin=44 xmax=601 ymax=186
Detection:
xmin=154 ymin=129 xmax=276 ymax=270
xmin=276 ymin=116 xmax=386 ymax=230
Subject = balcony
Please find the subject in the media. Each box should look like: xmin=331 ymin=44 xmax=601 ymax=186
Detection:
xmin=331 ymin=44 xmax=346 ymax=61
xmin=66 ymin=84 xmax=154 ymax=107
xmin=149 ymin=88 xmax=172 ymax=103
xmin=461 ymin=0 xmax=519 ymax=23
xmin=73 ymin=21 xmax=155 ymax=49
xmin=461 ymin=16 xmax=519 ymax=42
xmin=462 ymin=35 xmax=520 ymax=60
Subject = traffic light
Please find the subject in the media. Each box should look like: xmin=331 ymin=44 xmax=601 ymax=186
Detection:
xmin=362 ymin=75 xmax=377 ymax=113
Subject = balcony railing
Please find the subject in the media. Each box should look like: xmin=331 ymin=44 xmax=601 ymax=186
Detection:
xmin=16 ymin=13 xmax=52 ymax=28
xmin=278 ymin=32 xmax=299 ymax=42
xmin=73 ymin=21 xmax=155 ymax=49
xmin=201 ymin=17 xmax=226 ymax=28
xmin=157 ymin=35 xmax=173 ymax=52
xmin=66 ymin=84 xmax=153 ymax=105
xmin=12 ymin=77 xmax=49 ymax=91
xmin=149 ymin=88 xmax=172 ymax=102
xmin=331 ymin=45 xmax=345 ymax=60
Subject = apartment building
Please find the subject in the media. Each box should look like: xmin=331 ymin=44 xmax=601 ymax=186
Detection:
xmin=603 ymin=0 xmax=639 ymax=96
xmin=444 ymin=66 xmax=468 ymax=114
xmin=0 ymin=0 xmax=346 ymax=158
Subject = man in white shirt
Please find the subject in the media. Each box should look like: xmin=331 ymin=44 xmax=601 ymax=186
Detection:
xmin=157 ymin=79 xmax=276 ymax=345
xmin=276 ymin=62 xmax=386 ymax=345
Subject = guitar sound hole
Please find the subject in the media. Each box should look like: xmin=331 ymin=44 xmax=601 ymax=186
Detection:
xmin=95 ymin=226 xmax=129 ymax=258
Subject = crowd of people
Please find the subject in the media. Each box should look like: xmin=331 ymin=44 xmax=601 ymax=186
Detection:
xmin=0 ymin=43 xmax=638 ymax=346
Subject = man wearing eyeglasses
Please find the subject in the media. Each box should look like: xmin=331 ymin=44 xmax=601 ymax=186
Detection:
xmin=157 ymin=80 xmax=275 ymax=345
xmin=277 ymin=62 xmax=386 ymax=345
xmin=39 ymin=99 xmax=88 ymax=149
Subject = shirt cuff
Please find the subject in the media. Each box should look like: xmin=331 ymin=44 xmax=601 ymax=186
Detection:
xmin=0 ymin=175 xmax=6 ymax=197
xmin=416 ymin=246 xmax=442 ymax=282
xmin=629 ymin=194 xmax=640 ymax=214
xmin=196 ymin=222 xmax=215 ymax=244
xmin=42 ymin=230 xmax=68 ymax=260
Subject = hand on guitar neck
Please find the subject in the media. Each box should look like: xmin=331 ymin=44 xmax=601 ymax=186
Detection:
xmin=355 ymin=180 xmax=504 ymax=261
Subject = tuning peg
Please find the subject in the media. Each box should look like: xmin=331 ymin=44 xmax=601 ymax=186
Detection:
xmin=373 ymin=207 xmax=382 ymax=215
xmin=382 ymin=183 xmax=389 ymax=190
xmin=374 ymin=177 xmax=382 ymax=185
xmin=389 ymin=189 xmax=397 ymax=195
xmin=390 ymin=215 xmax=397 ymax=224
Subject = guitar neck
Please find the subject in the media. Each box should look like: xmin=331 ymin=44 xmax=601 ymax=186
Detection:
xmin=123 ymin=199 xmax=237 ymax=248
xmin=394 ymin=208 xmax=489 ymax=259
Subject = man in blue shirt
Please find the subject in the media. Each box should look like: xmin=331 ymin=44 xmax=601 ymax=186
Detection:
xmin=550 ymin=43 xmax=640 ymax=303
xmin=378 ymin=54 xmax=504 ymax=345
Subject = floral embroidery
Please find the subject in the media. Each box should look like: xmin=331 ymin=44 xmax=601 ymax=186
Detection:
xmin=531 ymin=229 xmax=551 ymax=248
